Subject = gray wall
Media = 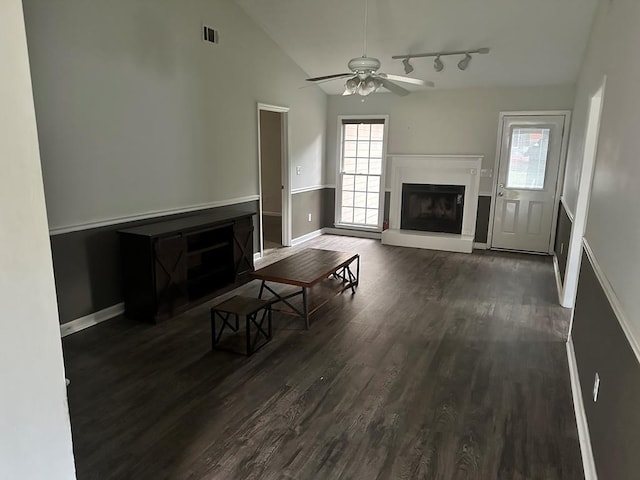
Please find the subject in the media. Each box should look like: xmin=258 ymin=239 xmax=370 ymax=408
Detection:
xmin=563 ymin=1 xmax=640 ymax=476
xmin=1 ymin=1 xmax=76 ymax=476
xmin=22 ymin=0 xmax=327 ymax=233
xmin=51 ymin=202 xmax=258 ymax=324
xmin=572 ymin=251 xmax=640 ymax=479
xmin=563 ymin=0 xmax=640 ymax=343
xmin=326 ymin=85 xmax=575 ymax=196
xmin=291 ymin=190 xmax=325 ymax=239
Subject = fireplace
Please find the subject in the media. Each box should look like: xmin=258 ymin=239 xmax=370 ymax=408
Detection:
xmin=401 ymin=184 xmax=465 ymax=234
xmin=382 ymin=154 xmax=482 ymax=253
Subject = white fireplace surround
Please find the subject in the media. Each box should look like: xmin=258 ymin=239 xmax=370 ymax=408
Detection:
xmin=382 ymin=154 xmax=483 ymax=253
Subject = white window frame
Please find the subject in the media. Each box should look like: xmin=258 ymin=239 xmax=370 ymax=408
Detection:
xmin=334 ymin=114 xmax=389 ymax=231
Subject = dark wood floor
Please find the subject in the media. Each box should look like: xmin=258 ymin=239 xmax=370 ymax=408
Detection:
xmin=63 ymin=236 xmax=582 ymax=479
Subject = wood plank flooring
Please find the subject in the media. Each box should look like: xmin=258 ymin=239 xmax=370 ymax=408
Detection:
xmin=63 ymin=236 xmax=582 ymax=479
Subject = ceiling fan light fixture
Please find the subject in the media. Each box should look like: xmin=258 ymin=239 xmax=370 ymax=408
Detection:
xmin=458 ymin=53 xmax=472 ymax=71
xmin=344 ymin=77 xmax=360 ymax=95
xmin=434 ymin=55 xmax=444 ymax=72
xmin=402 ymin=58 xmax=414 ymax=74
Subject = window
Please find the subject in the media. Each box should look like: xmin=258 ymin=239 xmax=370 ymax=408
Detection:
xmin=506 ymin=127 xmax=551 ymax=190
xmin=336 ymin=117 xmax=388 ymax=229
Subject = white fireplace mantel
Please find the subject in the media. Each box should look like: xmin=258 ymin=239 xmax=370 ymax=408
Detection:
xmin=382 ymin=154 xmax=483 ymax=253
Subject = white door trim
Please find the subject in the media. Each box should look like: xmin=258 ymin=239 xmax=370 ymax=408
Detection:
xmin=257 ymin=103 xmax=292 ymax=258
xmin=487 ymin=110 xmax=572 ymax=253
xmin=561 ymin=78 xmax=606 ymax=310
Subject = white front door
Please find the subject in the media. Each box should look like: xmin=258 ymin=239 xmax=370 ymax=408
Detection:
xmin=491 ymin=115 xmax=566 ymax=253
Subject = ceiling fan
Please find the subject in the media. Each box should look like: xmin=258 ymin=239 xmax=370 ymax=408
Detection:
xmin=305 ymin=0 xmax=434 ymax=96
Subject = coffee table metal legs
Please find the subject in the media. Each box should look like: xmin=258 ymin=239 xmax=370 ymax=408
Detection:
xmin=257 ymin=255 xmax=359 ymax=329
xmin=302 ymin=287 xmax=309 ymax=329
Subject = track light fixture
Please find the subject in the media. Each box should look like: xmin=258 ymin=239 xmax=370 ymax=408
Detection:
xmin=392 ymin=47 xmax=489 ymax=73
xmin=458 ymin=53 xmax=472 ymax=71
xmin=402 ymin=58 xmax=414 ymax=74
xmin=434 ymin=55 xmax=444 ymax=72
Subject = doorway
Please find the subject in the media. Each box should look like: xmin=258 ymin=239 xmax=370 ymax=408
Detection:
xmin=562 ymin=80 xmax=606 ymax=310
xmin=257 ymin=103 xmax=291 ymax=258
xmin=489 ymin=113 xmax=570 ymax=253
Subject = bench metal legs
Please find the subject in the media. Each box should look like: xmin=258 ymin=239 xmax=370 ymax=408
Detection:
xmin=211 ymin=307 xmax=272 ymax=356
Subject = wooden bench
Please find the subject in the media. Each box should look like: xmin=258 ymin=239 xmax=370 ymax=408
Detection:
xmin=210 ymin=295 xmax=272 ymax=356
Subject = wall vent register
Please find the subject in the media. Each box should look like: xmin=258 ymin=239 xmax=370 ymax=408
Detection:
xmin=203 ymin=25 xmax=219 ymax=44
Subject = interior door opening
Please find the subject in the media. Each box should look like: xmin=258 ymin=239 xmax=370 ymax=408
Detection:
xmin=563 ymin=80 xmax=605 ymax=311
xmin=259 ymin=110 xmax=283 ymax=252
xmin=258 ymin=105 xmax=290 ymax=257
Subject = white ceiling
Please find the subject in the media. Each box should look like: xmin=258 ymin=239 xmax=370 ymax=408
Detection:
xmin=234 ymin=0 xmax=598 ymax=95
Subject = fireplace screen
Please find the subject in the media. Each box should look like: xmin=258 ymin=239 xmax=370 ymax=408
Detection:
xmin=401 ymin=184 xmax=465 ymax=234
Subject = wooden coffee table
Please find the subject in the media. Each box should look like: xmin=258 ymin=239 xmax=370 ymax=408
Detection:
xmin=250 ymin=248 xmax=360 ymax=329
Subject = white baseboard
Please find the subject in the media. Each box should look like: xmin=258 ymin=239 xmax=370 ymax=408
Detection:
xmin=553 ymin=254 xmax=564 ymax=305
xmin=324 ymin=227 xmax=382 ymax=240
xmin=60 ymin=303 xmax=124 ymax=337
xmin=566 ymin=338 xmax=598 ymax=479
xmin=473 ymin=242 xmax=488 ymax=250
xmin=291 ymin=228 xmax=325 ymax=246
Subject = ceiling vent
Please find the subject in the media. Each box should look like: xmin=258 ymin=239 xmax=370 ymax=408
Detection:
xmin=203 ymin=26 xmax=219 ymax=44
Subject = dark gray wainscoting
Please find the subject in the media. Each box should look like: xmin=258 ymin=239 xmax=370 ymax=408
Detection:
xmin=50 ymin=201 xmax=258 ymax=324
xmin=572 ymin=250 xmax=640 ymax=479
xmin=555 ymin=202 xmax=572 ymax=283
xmin=291 ymin=189 xmax=325 ymax=239
xmin=474 ymin=195 xmax=492 ymax=244
xmin=325 ymin=188 xmax=492 ymax=243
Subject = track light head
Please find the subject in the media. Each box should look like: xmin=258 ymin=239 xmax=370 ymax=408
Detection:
xmin=434 ymin=55 xmax=444 ymax=72
xmin=458 ymin=53 xmax=472 ymax=71
xmin=402 ymin=58 xmax=414 ymax=74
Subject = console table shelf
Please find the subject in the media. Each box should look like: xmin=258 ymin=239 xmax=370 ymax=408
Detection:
xmin=118 ymin=210 xmax=255 ymax=323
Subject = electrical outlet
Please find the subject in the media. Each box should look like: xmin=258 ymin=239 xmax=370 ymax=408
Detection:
xmin=593 ymin=372 xmax=600 ymax=402
xmin=296 ymin=166 xmax=302 ymax=175
xmin=307 ymin=213 xmax=312 ymax=222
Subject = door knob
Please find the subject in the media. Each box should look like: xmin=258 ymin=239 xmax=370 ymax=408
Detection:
xmin=498 ymin=183 xmax=505 ymax=188
xmin=498 ymin=191 xmax=504 ymax=197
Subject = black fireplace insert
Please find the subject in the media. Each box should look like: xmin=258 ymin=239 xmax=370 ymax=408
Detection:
xmin=401 ymin=184 xmax=465 ymax=234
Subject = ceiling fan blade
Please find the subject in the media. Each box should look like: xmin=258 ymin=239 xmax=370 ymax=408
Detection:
xmin=380 ymin=74 xmax=434 ymax=88
xmin=306 ymin=73 xmax=352 ymax=82
xmin=380 ymin=78 xmax=410 ymax=97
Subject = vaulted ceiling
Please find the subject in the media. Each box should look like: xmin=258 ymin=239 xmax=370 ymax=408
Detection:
xmin=235 ymin=0 xmax=598 ymax=94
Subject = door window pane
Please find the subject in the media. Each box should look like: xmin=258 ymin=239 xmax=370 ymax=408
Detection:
xmin=506 ymin=128 xmax=550 ymax=189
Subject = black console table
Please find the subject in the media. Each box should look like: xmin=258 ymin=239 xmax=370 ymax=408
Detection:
xmin=118 ymin=210 xmax=255 ymax=323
